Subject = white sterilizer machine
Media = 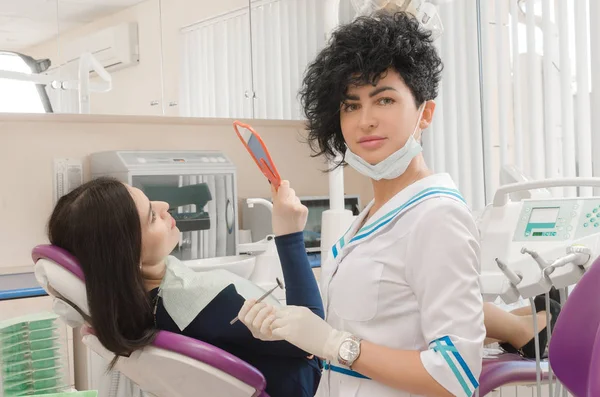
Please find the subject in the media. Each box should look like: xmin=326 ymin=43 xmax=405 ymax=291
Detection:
xmin=90 ymin=150 xmax=238 ymax=260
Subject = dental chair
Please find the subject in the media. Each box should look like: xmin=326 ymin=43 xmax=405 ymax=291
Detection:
xmin=478 ymin=255 xmax=600 ymax=396
xmin=31 ymin=244 xmax=269 ymax=397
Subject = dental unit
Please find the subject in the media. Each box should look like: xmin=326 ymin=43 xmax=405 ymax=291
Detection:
xmin=476 ymin=177 xmax=600 ymax=397
xmin=479 ymin=178 xmax=600 ymax=304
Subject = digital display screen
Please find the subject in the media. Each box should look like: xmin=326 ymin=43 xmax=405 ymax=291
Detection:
xmin=531 ymin=231 xmax=557 ymax=237
xmin=528 ymin=207 xmax=560 ymax=224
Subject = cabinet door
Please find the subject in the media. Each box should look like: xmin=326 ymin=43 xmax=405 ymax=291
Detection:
xmin=250 ymin=0 xmax=326 ymax=120
xmin=177 ymin=7 xmax=254 ymax=119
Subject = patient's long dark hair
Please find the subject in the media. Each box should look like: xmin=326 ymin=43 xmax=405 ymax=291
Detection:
xmin=48 ymin=177 xmax=157 ymax=366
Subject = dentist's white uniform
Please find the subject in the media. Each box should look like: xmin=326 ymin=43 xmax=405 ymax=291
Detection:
xmin=318 ymin=173 xmax=486 ymax=397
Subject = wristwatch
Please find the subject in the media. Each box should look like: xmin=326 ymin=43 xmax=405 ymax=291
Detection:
xmin=337 ymin=334 xmax=362 ymax=368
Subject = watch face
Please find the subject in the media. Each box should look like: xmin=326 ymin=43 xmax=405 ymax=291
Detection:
xmin=339 ymin=340 xmax=360 ymax=361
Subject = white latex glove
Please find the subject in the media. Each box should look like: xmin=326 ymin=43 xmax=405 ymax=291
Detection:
xmin=271 ymin=306 xmax=351 ymax=363
xmin=237 ymin=299 xmax=283 ymax=341
xmin=271 ymin=180 xmax=308 ymax=236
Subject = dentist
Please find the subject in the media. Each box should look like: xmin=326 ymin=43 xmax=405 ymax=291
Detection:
xmin=239 ymin=11 xmax=485 ymax=397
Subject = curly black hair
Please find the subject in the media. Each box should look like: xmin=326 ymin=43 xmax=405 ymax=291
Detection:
xmin=300 ymin=11 xmax=443 ymax=165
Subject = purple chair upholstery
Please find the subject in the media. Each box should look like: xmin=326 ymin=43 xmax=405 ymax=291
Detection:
xmin=478 ymin=353 xmax=550 ymax=395
xmin=479 ymin=255 xmax=600 ymax=397
xmin=32 ymin=244 xmax=269 ymax=397
xmin=548 ymin=256 xmax=600 ymax=397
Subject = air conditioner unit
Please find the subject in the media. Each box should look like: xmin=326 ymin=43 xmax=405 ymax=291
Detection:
xmin=63 ymin=22 xmax=139 ymax=72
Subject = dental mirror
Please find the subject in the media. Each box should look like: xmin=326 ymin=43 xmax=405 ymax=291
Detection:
xmin=233 ymin=121 xmax=282 ymax=189
xmin=229 ymin=277 xmax=284 ymax=325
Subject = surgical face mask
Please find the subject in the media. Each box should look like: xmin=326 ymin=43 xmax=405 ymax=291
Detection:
xmin=344 ymin=104 xmax=425 ymax=181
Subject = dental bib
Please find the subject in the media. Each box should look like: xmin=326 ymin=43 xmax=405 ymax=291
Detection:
xmin=158 ymin=256 xmax=281 ymax=331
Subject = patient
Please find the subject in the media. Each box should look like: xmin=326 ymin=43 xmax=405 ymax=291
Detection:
xmin=483 ymin=296 xmax=561 ymax=359
xmin=47 ymin=177 xmax=322 ymax=397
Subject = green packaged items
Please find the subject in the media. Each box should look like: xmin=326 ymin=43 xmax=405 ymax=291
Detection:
xmin=0 ymin=312 xmax=69 ymax=396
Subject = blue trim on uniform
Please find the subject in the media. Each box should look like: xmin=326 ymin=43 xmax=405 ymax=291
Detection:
xmin=329 ymin=187 xmax=466 ymax=258
xmin=433 ymin=340 xmax=471 ymax=396
xmin=359 ymin=187 xmax=465 ymax=234
xmin=0 ymin=287 xmax=47 ymax=301
xmin=324 ymin=363 xmax=371 ymax=379
xmin=350 ymin=189 xmax=465 ymax=244
xmin=358 ymin=187 xmax=464 ymax=235
xmin=441 ymin=336 xmax=479 ymax=389
xmin=431 ymin=337 xmax=478 ymax=396
xmin=331 ymin=224 xmax=353 ymax=258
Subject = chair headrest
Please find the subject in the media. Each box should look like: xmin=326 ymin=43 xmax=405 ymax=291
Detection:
xmin=32 ymin=244 xmax=85 ymax=280
xmin=32 ymin=244 xmax=90 ymax=325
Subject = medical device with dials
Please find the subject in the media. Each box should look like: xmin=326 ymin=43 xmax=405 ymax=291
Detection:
xmin=479 ymin=178 xmax=600 ymax=303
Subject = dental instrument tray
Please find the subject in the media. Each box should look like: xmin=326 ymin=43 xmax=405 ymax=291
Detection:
xmin=142 ymin=184 xmax=212 ymax=232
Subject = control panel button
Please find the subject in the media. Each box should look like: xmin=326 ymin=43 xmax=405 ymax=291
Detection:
xmin=584 ymin=223 xmax=589 ymax=228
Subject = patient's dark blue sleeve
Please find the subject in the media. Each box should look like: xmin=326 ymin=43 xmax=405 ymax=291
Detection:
xmin=275 ymin=232 xmax=324 ymax=319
